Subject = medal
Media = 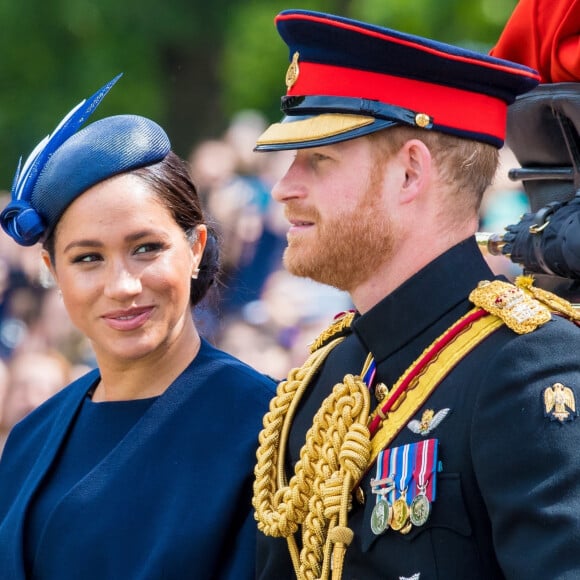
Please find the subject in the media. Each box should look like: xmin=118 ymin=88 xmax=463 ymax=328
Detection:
xmin=409 ymin=492 xmax=431 ymax=527
xmin=390 ymin=497 xmax=410 ymax=531
xmin=390 ymin=443 xmax=412 ymax=533
xmin=370 ymin=499 xmax=391 ymax=534
xmin=371 ymin=440 xmax=439 ymax=535
xmin=408 ymin=438 xmax=439 ymax=527
xmin=370 ymin=447 xmax=396 ymax=535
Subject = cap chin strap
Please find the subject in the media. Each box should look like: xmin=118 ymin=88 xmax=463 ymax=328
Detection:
xmin=282 ymin=95 xmax=433 ymax=129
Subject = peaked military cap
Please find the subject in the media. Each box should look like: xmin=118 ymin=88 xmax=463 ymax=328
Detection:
xmin=255 ymin=10 xmax=541 ymax=151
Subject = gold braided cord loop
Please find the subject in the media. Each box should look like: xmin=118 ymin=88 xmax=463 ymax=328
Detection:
xmin=515 ymin=275 xmax=580 ymax=320
xmin=253 ymin=342 xmax=339 ymax=540
xmin=253 ymin=331 xmax=372 ymax=580
xmin=299 ymin=376 xmax=371 ymax=580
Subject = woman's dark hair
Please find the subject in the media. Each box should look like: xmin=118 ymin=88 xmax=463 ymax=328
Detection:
xmin=43 ymin=151 xmax=221 ymax=307
xmin=132 ymin=151 xmax=220 ymax=306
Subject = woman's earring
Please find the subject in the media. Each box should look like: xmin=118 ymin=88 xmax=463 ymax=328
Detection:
xmin=191 ymin=267 xmax=200 ymax=280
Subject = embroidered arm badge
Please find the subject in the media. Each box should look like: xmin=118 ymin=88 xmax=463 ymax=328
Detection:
xmin=543 ymin=382 xmax=578 ymax=423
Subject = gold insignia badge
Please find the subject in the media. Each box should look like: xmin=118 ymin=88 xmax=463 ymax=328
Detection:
xmin=407 ymin=408 xmax=450 ymax=436
xmin=285 ymin=51 xmax=300 ymax=90
xmin=543 ymin=382 xmax=578 ymax=423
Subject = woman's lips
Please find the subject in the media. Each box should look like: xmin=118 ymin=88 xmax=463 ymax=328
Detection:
xmin=102 ymin=306 xmax=154 ymax=331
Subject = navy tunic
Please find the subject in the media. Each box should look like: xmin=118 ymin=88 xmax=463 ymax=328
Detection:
xmin=257 ymin=237 xmax=580 ymax=580
xmin=0 ymin=339 xmax=276 ymax=579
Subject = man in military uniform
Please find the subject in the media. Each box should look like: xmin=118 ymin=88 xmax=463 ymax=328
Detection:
xmin=251 ymin=9 xmax=580 ymax=580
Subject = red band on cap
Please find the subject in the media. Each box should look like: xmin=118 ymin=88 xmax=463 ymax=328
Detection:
xmin=288 ymin=61 xmax=508 ymax=141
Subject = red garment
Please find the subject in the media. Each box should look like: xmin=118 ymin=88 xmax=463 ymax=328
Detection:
xmin=491 ymin=0 xmax=580 ymax=82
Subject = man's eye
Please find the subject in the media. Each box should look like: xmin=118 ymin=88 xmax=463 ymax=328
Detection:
xmin=310 ymin=153 xmax=331 ymax=166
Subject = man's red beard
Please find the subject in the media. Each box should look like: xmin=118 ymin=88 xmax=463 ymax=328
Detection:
xmin=283 ymin=177 xmax=396 ymax=292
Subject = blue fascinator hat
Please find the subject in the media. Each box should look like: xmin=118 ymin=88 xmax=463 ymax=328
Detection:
xmin=1 ymin=74 xmax=171 ymax=246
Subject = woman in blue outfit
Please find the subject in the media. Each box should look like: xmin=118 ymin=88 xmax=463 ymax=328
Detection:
xmin=0 ymin=75 xmax=276 ymax=579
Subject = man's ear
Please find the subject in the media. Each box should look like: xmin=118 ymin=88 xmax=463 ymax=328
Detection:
xmin=398 ymin=138 xmax=432 ymax=204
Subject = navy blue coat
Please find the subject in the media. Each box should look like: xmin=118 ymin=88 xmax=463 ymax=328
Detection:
xmin=257 ymin=238 xmax=580 ymax=580
xmin=0 ymin=339 xmax=276 ymax=579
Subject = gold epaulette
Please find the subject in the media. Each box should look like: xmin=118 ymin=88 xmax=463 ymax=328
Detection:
xmin=309 ymin=310 xmax=355 ymax=353
xmin=469 ymin=279 xmax=552 ymax=334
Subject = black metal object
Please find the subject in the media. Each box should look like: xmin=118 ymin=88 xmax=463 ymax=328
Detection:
xmin=500 ymin=83 xmax=580 ymax=300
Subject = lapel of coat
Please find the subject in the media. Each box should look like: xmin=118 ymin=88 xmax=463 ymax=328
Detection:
xmin=3 ymin=369 xmax=99 ymax=579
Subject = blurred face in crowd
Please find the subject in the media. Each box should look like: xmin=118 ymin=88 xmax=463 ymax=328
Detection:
xmin=1 ymin=353 xmax=68 ymax=430
xmin=271 ymin=136 xmax=399 ymax=292
xmin=42 ymin=173 xmax=206 ymax=368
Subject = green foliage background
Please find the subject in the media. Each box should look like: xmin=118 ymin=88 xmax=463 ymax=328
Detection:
xmin=0 ymin=0 xmax=517 ymax=189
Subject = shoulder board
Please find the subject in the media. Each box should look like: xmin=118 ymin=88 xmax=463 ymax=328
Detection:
xmin=515 ymin=275 xmax=580 ymax=323
xmin=469 ymin=279 xmax=551 ymax=334
xmin=309 ymin=310 xmax=355 ymax=353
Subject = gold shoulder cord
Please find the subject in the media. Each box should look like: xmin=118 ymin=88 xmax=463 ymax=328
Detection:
xmin=515 ymin=275 xmax=580 ymax=321
xmin=253 ymin=279 xmax=558 ymax=580
xmin=253 ymin=313 xmax=372 ymax=580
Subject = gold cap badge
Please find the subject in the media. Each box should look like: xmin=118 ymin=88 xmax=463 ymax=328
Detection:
xmin=285 ymin=51 xmax=300 ymax=90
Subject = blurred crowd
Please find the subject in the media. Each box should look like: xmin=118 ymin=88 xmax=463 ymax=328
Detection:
xmin=0 ymin=110 xmax=528 ymax=452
